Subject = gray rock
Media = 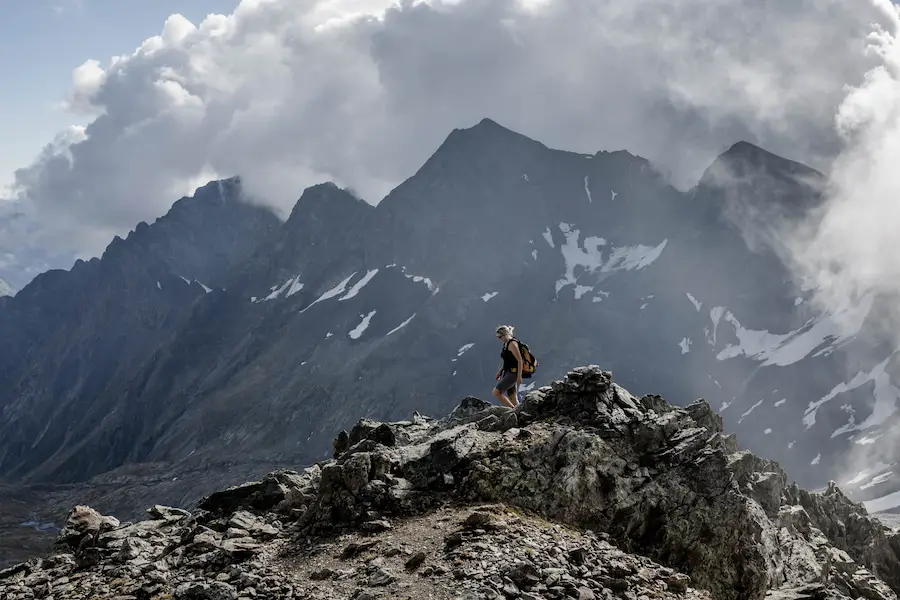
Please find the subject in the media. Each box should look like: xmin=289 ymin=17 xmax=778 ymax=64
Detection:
xmin=117 ymin=537 xmax=153 ymax=562
xmin=367 ymin=567 xmax=395 ymax=586
xmin=176 ymin=581 xmax=239 ymax=600
xmin=405 ymin=551 xmax=427 ymax=571
xmin=56 ymin=506 xmax=120 ymax=552
xmin=309 ymin=568 xmax=336 ymax=580
xmin=361 ymin=519 xmax=392 ymax=533
xmin=148 ymin=505 xmax=191 ymax=521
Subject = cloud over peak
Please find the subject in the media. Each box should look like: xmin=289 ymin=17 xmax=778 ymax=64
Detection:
xmin=1 ymin=0 xmax=896 ymax=288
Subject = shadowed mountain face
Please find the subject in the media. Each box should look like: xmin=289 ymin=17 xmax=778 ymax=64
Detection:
xmin=1 ymin=119 xmax=898 ymax=567
xmin=0 ymin=178 xmax=281 ymax=483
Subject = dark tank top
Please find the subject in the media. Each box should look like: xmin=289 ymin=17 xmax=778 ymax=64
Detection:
xmin=501 ymin=340 xmax=518 ymax=372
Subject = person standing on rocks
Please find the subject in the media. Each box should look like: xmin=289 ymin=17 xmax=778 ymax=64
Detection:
xmin=493 ymin=325 xmax=523 ymax=408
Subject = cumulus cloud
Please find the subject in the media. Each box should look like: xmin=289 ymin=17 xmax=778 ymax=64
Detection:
xmin=788 ymin=1 xmax=900 ymax=324
xmin=780 ymin=0 xmax=900 ymax=491
xmin=1 ymin=0 xmax=894 ymax=286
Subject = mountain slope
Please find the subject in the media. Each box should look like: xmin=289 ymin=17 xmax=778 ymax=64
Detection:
xmin=0 ymin=178 xmax=280 ymax=482
xmin=2 ymin=119 xmax=900 ymax=568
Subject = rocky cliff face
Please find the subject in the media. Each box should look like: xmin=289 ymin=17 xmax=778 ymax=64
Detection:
xmin=2 ymin=367 xmax=898 ymax=600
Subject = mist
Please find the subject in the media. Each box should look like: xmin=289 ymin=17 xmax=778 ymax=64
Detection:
xmin=779 ymin=0 xmax=900 ymax=496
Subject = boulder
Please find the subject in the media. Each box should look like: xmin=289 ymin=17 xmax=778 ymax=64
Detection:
xmin=56 ymin=505 xmax=120 ymax=552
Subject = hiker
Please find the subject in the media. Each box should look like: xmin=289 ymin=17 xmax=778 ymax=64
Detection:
xmin=493 ymin=325 xmax=524 ymax=408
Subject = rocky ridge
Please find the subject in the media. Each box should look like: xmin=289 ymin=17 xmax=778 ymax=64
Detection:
xmin=2 ymin=366 xmax=899 ymax=600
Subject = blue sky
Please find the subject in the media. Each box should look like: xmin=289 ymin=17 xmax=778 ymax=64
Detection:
xmin=0 ymin=0 xmax=239 ymax=189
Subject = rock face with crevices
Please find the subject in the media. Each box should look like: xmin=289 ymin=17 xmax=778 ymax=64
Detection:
xmin=1 ymin=366 xmax=899 ymax=600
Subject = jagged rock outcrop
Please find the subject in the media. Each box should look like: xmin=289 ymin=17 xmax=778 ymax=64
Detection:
xmin=2 ymin=367 xmax=898 ymax=600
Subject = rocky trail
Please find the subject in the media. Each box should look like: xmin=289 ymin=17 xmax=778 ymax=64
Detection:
xmin=2 ymin=366 xmax=899 ymax=600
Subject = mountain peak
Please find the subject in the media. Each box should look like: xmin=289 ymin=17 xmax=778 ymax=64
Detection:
xmin=394 ymin=117 xmax=547 ymax=194
xmin=449 ymin=117 xmax=543 ymax=147
xmin=287 ymin=182 xmax=372 ymax=225
xmin=700 ymin=141 xmax=822 ymax=189
xmin=89 ymin=176 xmax=279 ymax=286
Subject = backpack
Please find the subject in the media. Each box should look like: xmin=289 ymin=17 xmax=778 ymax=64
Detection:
xmin=512 ymin=337 xmax=538 ymax=378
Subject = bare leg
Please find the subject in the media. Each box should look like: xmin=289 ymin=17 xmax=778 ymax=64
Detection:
xmin=492 ymin=387 xmax=515 ymax=408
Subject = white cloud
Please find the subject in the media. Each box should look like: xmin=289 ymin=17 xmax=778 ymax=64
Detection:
xmin=1 ymin=0 xmax=895 ymax=286
xmin=788 ymin=1 xmax=900 ymax=327
xmin=781 ymin=0 xmax=900 ymax=491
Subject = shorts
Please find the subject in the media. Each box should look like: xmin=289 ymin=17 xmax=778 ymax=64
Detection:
xmin=495 ymin=371 xmax=518 ymax=395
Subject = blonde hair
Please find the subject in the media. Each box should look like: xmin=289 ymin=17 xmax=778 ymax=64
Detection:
xmin=496 ymin=325 xmax=515 ymax=338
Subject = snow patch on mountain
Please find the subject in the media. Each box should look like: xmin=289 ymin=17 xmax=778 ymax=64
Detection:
xmin=583 ymin=176 xmax=593 ymax=203
xmin=801 ymin=354 xmax=900 ymax=434
xmin=855 ymin=433 xmax=882 ymax=445
xmin=686 ymin=292 xmax=702 ymax=312
xmin=574 ymin=285 xmax=593 ymax=300
xmin=554 ymin=222 xmax=667 ymax=295
xmin=715 ymin=293 xmax=874 ymax=367
xmin=846 ymin=463 xmax=893 ymax=487
xmin=679 ymin=338 xmax=691 ymax=354
xmin=386 ymin=314 xmax=416 ymax=336
xmin=611 ymin=190 xmax=618 ymax=201
xmin=286 ymin=278 xmax=304 ymax=297
xmin=739 ymin=399 xmax=764 ymax=424
xmin=256 ymin=275 xmax=303 ymax=302
xmin=482 ymin=292 xmax=499 ymax=302
xmin=340 ymin=269 xmax=379 ymax=301
xmin=300 ymin=273 xmax=357 ymax=313
xmin=542 ymin=227 xmax=555 ymax=248
xmin=862 ymin=472 xmax=894 ymax=490
xmin=705 ymin=307 xmax=726 ymax=346
xmin=349 ymin=310 xmax=376 ymax=339
xmin=457 ymin=343 xmax=475 ymax=357
xmin=400 ymin=267 xmax=439 ymax=294
xmin=261 ymin=278 xmax=292 ymax=302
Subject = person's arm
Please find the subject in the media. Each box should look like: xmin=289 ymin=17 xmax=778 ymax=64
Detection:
xmin=510 ymin=342 xmax=524 ymax=384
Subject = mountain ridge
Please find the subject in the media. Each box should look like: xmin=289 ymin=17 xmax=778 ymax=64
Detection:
xmin=2 ymin=366 xmax=898 ymax=600
xmin=3 ymin=118 xmax=899 ymax=572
